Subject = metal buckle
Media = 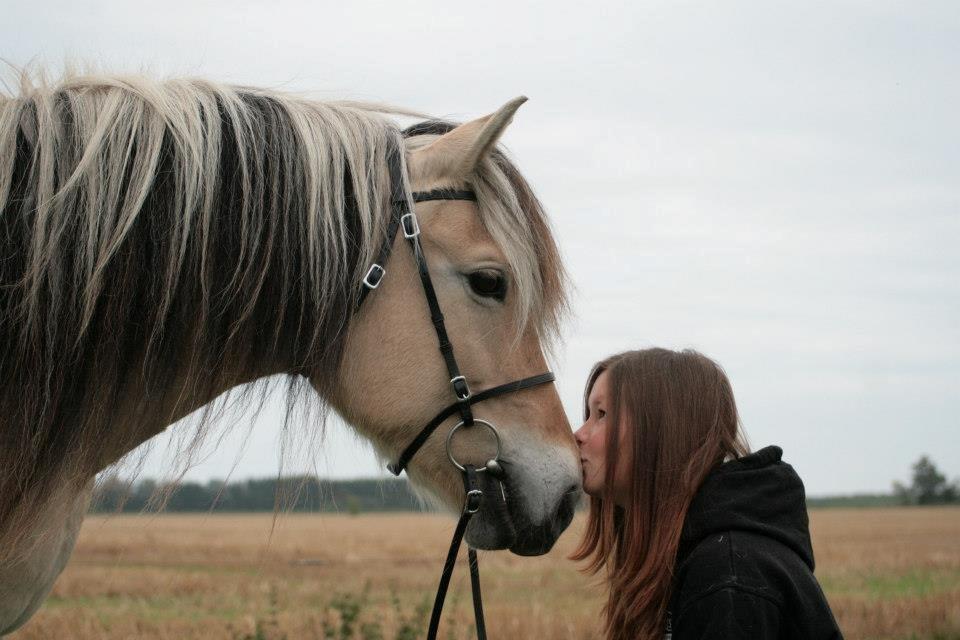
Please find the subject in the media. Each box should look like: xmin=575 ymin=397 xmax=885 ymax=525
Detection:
xmin=451 ymin=375 xmax=471 ymax=401
xmin=400 ymin=212 xmax=420 ymax=239
xmin=362 ymin=263 xmax=385 ymax=289
xmin=446 ymin=419 xmax=502 ymax=473
xmin=465 ymin=489 xmax=484 ymax=514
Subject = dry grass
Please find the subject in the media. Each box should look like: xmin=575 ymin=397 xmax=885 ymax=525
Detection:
xmin=9 ymin=507 xmax=960 ymax=639
xmin=810 ymin=507 xmax=960 ymax=639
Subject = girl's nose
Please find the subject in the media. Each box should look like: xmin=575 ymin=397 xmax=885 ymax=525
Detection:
xmin=573 ymin=424 xmax=587 ymax=445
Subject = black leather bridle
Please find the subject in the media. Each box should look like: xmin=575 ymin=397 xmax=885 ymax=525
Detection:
xmin=354 ymin=144 xmax=555 ymax=640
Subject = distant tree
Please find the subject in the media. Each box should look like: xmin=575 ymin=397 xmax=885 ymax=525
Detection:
xmin=893 ymin=456 xmax=959 ymax=505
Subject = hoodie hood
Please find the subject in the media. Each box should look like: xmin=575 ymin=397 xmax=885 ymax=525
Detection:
xmin=678 ymin=445 xmax=815 ymax=570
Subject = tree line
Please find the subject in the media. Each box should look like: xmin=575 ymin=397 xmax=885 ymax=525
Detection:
xmin=91 ymin=475 xmax=424 ymax=514
xmin=91 ymin=455 xmax=957 ymax=514
xmin=806 ymin=455 xmax=958 ymax=508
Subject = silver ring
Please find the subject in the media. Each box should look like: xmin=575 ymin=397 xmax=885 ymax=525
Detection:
xmin=445 ymin=419 xmax=501 ymax=472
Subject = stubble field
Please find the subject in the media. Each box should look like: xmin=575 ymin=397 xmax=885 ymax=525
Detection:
xmin=10 ymin=507 xmax=960 ymax=639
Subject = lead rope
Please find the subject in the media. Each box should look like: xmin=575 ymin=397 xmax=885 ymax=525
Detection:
xmin=427 ymin=465 xmax=487 ymax=640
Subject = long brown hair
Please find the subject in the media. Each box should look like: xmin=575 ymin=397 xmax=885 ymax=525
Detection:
xmin=571 ymin=348 xmax=749 ymax=640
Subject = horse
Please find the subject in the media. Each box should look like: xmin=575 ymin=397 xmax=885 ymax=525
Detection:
xmin=0 ymin=71 xmax=581 ymax=635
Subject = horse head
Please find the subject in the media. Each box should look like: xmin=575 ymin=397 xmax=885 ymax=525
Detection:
xmin=328 ymin=99 xmax=581 ymax=555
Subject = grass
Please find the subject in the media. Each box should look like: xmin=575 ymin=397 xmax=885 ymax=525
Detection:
xmin=820 ymin=568 xmax=960 ymax=600
xmin=8 ymin=508 xmax=960 ymax=639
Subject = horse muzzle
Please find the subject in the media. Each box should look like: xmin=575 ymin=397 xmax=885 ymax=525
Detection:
xmin=465 ymin=461 xmax=581 ymax=555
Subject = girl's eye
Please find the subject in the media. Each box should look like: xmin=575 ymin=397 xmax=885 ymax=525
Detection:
xmin=597 ymin=409 xmax=606 ymax=419
xmin=467 ymin=270 xmax=508 ymax=301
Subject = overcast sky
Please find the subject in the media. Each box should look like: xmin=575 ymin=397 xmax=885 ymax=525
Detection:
xmin=4 ymin=0 xmax=958 ymax=495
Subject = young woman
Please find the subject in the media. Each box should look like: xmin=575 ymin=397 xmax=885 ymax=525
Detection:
xmin=572 ymin=348 xmax=843 ymax=640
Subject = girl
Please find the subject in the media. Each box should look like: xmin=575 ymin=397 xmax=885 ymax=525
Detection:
xmin=572 ymin=348 xmax=842 ymax=639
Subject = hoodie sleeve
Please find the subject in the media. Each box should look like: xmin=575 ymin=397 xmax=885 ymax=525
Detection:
xmin=673 ymin=587 xmax=781 ymax=639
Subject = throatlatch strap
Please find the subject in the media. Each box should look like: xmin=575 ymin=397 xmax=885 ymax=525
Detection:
xmin=427 ymin=466 xmax=485 ymax=640
xmin=355 ymin=211 xmax=400 ymax=310
xmin=356 ymin=157 xmax=404 ymax=309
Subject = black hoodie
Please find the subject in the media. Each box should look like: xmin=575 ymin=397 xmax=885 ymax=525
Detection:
xmin=668 ymin=446 xmax=843 ymax=639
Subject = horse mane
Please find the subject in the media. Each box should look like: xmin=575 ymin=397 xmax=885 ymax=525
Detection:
xmin=0 ymin=69 xmax=567 ymax=562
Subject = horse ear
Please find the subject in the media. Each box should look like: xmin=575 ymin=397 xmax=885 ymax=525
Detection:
xmin=409 ymin=96 xmax=528 ymax=182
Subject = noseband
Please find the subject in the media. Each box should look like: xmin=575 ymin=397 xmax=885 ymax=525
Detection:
xmin=354 ymin=147 xmax=555 ymax=640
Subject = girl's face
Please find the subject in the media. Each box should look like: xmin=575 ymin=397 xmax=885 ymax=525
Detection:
xmin=574 ymin=370 xmax=630 ymax=504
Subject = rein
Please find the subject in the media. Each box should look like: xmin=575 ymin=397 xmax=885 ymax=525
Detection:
xmin=354 ymin=146 xmax=555 ymax=640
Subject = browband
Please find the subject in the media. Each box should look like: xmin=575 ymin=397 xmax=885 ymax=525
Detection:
xmin=413 ymin=188 xmax=478 ymax=203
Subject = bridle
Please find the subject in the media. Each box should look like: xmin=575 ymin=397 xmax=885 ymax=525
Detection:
xmin=354 ymin=144 xmax=556 ymax=640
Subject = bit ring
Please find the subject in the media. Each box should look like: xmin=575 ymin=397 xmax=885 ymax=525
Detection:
xmin=445 ymin=419 xmax=501 ymax=472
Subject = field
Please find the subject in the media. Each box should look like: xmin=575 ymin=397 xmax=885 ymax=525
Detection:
xmin=10 ymin=507 xmax=960 ymax=639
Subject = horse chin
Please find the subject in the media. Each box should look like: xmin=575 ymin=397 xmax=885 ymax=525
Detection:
xmin=463 ymin=471 xmax=579 ymax=556
xmin=464 ymin=473 xmax=517 ymax=551
xmin=506 ymin=486 xmax=578 ymax=557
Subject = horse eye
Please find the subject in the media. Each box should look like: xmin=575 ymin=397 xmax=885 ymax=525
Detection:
xmin=467 ymin=270 xmax=507 ymax=302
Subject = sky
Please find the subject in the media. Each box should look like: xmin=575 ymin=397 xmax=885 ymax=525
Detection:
xmin=4 ymin=0 xmax=958 ymax=495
